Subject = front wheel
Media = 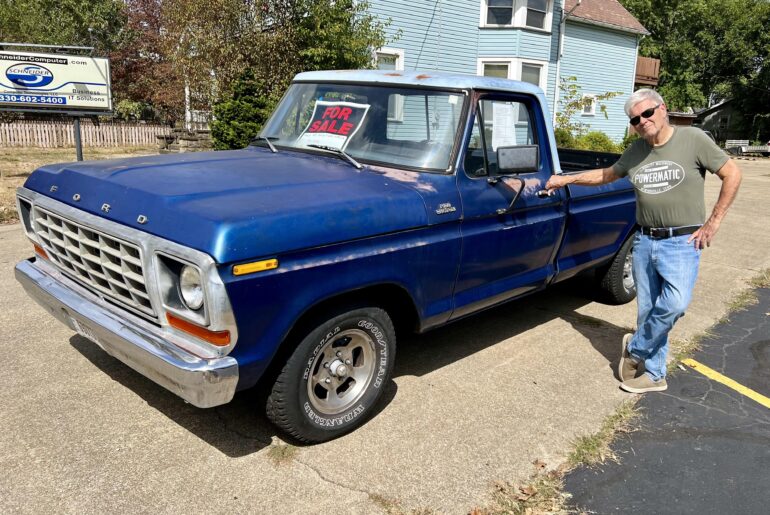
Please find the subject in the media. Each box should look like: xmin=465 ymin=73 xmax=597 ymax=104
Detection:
xmin=594 ymin=235 xmax=636 ymax=305
xmin=266 ymin=307 xmax=396 ymax=443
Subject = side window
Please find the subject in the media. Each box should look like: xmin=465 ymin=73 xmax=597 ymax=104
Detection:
xmin=464 ymin=98 xmax=537 ymax=176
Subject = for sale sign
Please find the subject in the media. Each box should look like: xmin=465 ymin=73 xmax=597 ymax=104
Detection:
xmin=0 ymin=50 xmax=112 ymax=112
xmin=298 ymin=101 xmax=370 ymax=150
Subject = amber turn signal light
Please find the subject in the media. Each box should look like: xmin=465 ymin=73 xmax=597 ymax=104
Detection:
xmin=33 ymin=244 xmax=49 ymax=259
xmin=166 ymin=313 xmax=231 ymax=346
xmin=233 ymin=258 xmax=279 ymax=276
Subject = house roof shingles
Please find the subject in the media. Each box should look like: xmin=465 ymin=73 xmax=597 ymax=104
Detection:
xmin=564 ymin=0 xmax=649 ymax=35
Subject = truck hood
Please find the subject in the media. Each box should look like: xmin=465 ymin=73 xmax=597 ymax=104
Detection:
xmin=23 ymin=147 xmax=430 ymax=263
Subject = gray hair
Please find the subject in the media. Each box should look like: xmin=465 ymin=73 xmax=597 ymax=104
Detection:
xmin=624 ymin=89 xmax=665 ymax=116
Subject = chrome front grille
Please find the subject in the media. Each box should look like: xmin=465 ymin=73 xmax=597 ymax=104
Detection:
xmin=32 ymin=207 xmax=156 ymax=319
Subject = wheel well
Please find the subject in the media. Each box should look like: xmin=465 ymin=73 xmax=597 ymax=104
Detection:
xmin=257 ymin=284 xmax=419 ymax=388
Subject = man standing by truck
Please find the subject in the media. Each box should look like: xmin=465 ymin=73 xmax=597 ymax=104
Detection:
xmin=545 ymin=89 xmax=742 ymax=393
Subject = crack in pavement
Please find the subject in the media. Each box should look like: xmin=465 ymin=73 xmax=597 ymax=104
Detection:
xmin=293 ymin=457 xmax=376 ymax=500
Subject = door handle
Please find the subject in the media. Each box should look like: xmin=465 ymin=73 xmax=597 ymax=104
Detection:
xmin=536 ymin=189 xmax=555 ymax=198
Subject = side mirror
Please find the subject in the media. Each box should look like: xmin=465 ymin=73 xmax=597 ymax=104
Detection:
xmin=495 ymin=145 xmax=539 ymax=174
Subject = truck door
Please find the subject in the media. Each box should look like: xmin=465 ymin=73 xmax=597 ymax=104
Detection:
xmin=451 ymin=92 xmax=567 ymax=319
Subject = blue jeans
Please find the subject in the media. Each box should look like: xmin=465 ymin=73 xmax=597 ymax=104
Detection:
xmin=627 ymin=232 xmax=701 ymax=381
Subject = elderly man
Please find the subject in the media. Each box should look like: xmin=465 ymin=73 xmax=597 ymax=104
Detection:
xmin=546 ymin=89 xmax=742 ymax=393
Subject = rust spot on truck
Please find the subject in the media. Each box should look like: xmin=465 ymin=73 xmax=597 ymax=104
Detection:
xmin=384 ymin=73 xmax=403 ymax=76
xmin=415 ymin=74 xmax=431 ymax=80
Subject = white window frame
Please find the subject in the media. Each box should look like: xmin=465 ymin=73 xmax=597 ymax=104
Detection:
xmin=477 ymin=57 xmax=549 ymax=94
xmin=480 ymin=0 xmax=515 ymax=27
xmin=582 ymin=94 xmax=597 ymax=116
xmin=375 ymin=47 xmax=405 ymax=122
xmin=479 ymin=0 xmax=553 ymax=32
xmin=477 ymin=58 xmax=516 ymax=80
xmin=521 ymin=0 xmax=550 ymax=30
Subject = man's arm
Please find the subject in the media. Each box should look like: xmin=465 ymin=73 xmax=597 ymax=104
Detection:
xmin=545 ymin=166 xmax=620 ymax=192
xmin=688 ymin=159 xmax=742 ymax=249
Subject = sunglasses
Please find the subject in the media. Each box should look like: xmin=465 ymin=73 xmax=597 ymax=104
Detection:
xmin=629 ymin=104 xmax=661 ymax=126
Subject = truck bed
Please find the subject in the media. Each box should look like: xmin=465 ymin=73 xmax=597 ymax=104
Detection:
xmin=557 ymin=148 xmax=621 ymax=173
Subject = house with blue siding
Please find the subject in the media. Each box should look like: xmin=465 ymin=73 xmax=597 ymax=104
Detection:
xmin=366 ymin=0 xmax=649 ymax=142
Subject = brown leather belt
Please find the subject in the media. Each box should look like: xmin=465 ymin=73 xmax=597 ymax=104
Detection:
xmin=640 ymin=226 xmax=700 ymax=239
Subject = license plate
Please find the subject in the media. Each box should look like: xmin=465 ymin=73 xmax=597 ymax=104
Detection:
xmin=71 ymin=318 xmax=103 ymax=348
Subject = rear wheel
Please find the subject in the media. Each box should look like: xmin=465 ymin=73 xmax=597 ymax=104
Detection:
xmin=595 ymin=236 xmax=636 ymax=305
xmin=266 ymin=306 xmax=396 ymax=443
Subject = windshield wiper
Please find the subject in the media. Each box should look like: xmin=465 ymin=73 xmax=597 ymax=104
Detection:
xmin=307 ymin=144 xmax=363 ymax=170
xmin=251 ymin=135 xmax=278 ymax=153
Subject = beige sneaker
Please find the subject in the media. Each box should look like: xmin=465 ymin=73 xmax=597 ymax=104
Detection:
xmin=618 ymin=333 xmax=641 ymax=382
xmin=620 ymin=374 xmax=668 ymax=393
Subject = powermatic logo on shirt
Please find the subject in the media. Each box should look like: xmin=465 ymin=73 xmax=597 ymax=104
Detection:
xmin=631 ymin=160 xmax=686 ymax=195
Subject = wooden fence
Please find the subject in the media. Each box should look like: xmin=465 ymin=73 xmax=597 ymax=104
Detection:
xmin=0 ymin=121 xmax=172 ymax=148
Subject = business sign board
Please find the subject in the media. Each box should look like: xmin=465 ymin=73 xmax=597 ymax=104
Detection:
xmin=0 ymin=50 xmax=111 ymax=112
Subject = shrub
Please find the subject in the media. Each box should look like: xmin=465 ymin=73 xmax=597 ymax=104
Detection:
xmin=115 ymin=100 xmax=144 ymax=121
xmin=210 ymin=71 xmax=276 ymax=150
xmin=575 ymin=131 xmax=622 ymax=153
xmin=554 ymin=127 xmax=576 ymax=148
xmin=620 ymin=132 xmax=639 ymax=151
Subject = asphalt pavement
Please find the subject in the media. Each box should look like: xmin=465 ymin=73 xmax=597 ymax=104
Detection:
xmin=565 ymin=286 xmax=770 ymax=515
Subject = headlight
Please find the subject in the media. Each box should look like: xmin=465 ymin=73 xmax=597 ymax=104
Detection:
xmin=179 ymin=265 xmax=204 ymax=310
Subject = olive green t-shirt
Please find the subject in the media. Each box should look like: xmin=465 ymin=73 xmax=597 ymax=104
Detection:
xmin=612 ymin=127 xmax=729 ymax=228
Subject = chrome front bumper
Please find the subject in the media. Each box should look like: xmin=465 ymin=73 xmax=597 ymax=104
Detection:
xmin=15 ymin=257 xmax=238 ymax=408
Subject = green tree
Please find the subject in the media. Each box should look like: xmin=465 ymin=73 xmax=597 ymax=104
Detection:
xmin=210 ymin=0 xmax=389 ymax=149
xmin=0 ymin=0 xmax=127 ymax=54
xmin=210 ymin=71 xmax=274 ymax=150
xmin=621 ymin=0 xmax=770 ymax=121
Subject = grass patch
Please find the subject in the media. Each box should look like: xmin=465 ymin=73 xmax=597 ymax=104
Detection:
xmin=749 ymin=268 xmax=770 ymax=289
xmin=669 ymin=330 xmax=714 ymax=369
xmin=0 ymin=146 xmax=157 ymax=224
xmin=475 ymin=400 xmax=640 ymax=515
xmin=266 ymin=442 xmax=298 ymax=466
xmin=480 ymin=470 xmax=568 ymax=515
xmin=567 ymin=400 xmax=639 ymax=468
xmin=716 ymin=268 xmax=770 ymax=323
xmin=725 ymin=289 xmax=759 ymax=316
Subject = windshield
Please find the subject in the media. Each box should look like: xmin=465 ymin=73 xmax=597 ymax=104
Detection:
xmin=258 ymin=82 xmax=466 ymax=171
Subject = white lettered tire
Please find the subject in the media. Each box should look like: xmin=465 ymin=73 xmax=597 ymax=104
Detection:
xmin=266 ymin=307 xmax=396 ymax=443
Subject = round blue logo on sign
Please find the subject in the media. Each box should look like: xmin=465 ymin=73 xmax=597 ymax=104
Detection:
xmin=6 ymin=64 xmax=54 ymax=88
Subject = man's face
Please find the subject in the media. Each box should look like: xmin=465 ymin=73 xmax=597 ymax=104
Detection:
xmin=629 ymin=99 xmax=667 ymax=139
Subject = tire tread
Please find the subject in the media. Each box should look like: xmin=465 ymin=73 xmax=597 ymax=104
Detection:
xmin=266 ymin=306 xmax=395 ymax=443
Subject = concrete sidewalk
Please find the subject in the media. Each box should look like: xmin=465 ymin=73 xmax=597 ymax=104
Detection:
xmin=1 ymin=159 xmax=769 ymax=514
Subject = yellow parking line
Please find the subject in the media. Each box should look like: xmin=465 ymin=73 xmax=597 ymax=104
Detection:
xmin=682 ymin=358 xmax=770 ymax=409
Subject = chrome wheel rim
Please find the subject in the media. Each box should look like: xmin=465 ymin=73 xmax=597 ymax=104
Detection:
xmin=622 ymin=249 xmax=635 ymax=292
xmin=307 ymin=328 xmax=376 ymax=415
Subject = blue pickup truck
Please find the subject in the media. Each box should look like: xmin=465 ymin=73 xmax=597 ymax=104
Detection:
xmin=15 ymin=71 xmax=636 ymax=442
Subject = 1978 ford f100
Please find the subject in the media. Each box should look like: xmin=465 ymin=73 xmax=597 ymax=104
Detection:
xmin=15 ymin=70 xmax=636 ymax=442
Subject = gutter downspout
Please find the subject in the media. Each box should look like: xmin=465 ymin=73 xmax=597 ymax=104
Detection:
xmin=552 ymin=0 xmax=582 ymax=126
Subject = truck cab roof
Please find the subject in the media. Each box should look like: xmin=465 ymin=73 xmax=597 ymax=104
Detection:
xmin=293 ymin=69 xmax=546 ymax=97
